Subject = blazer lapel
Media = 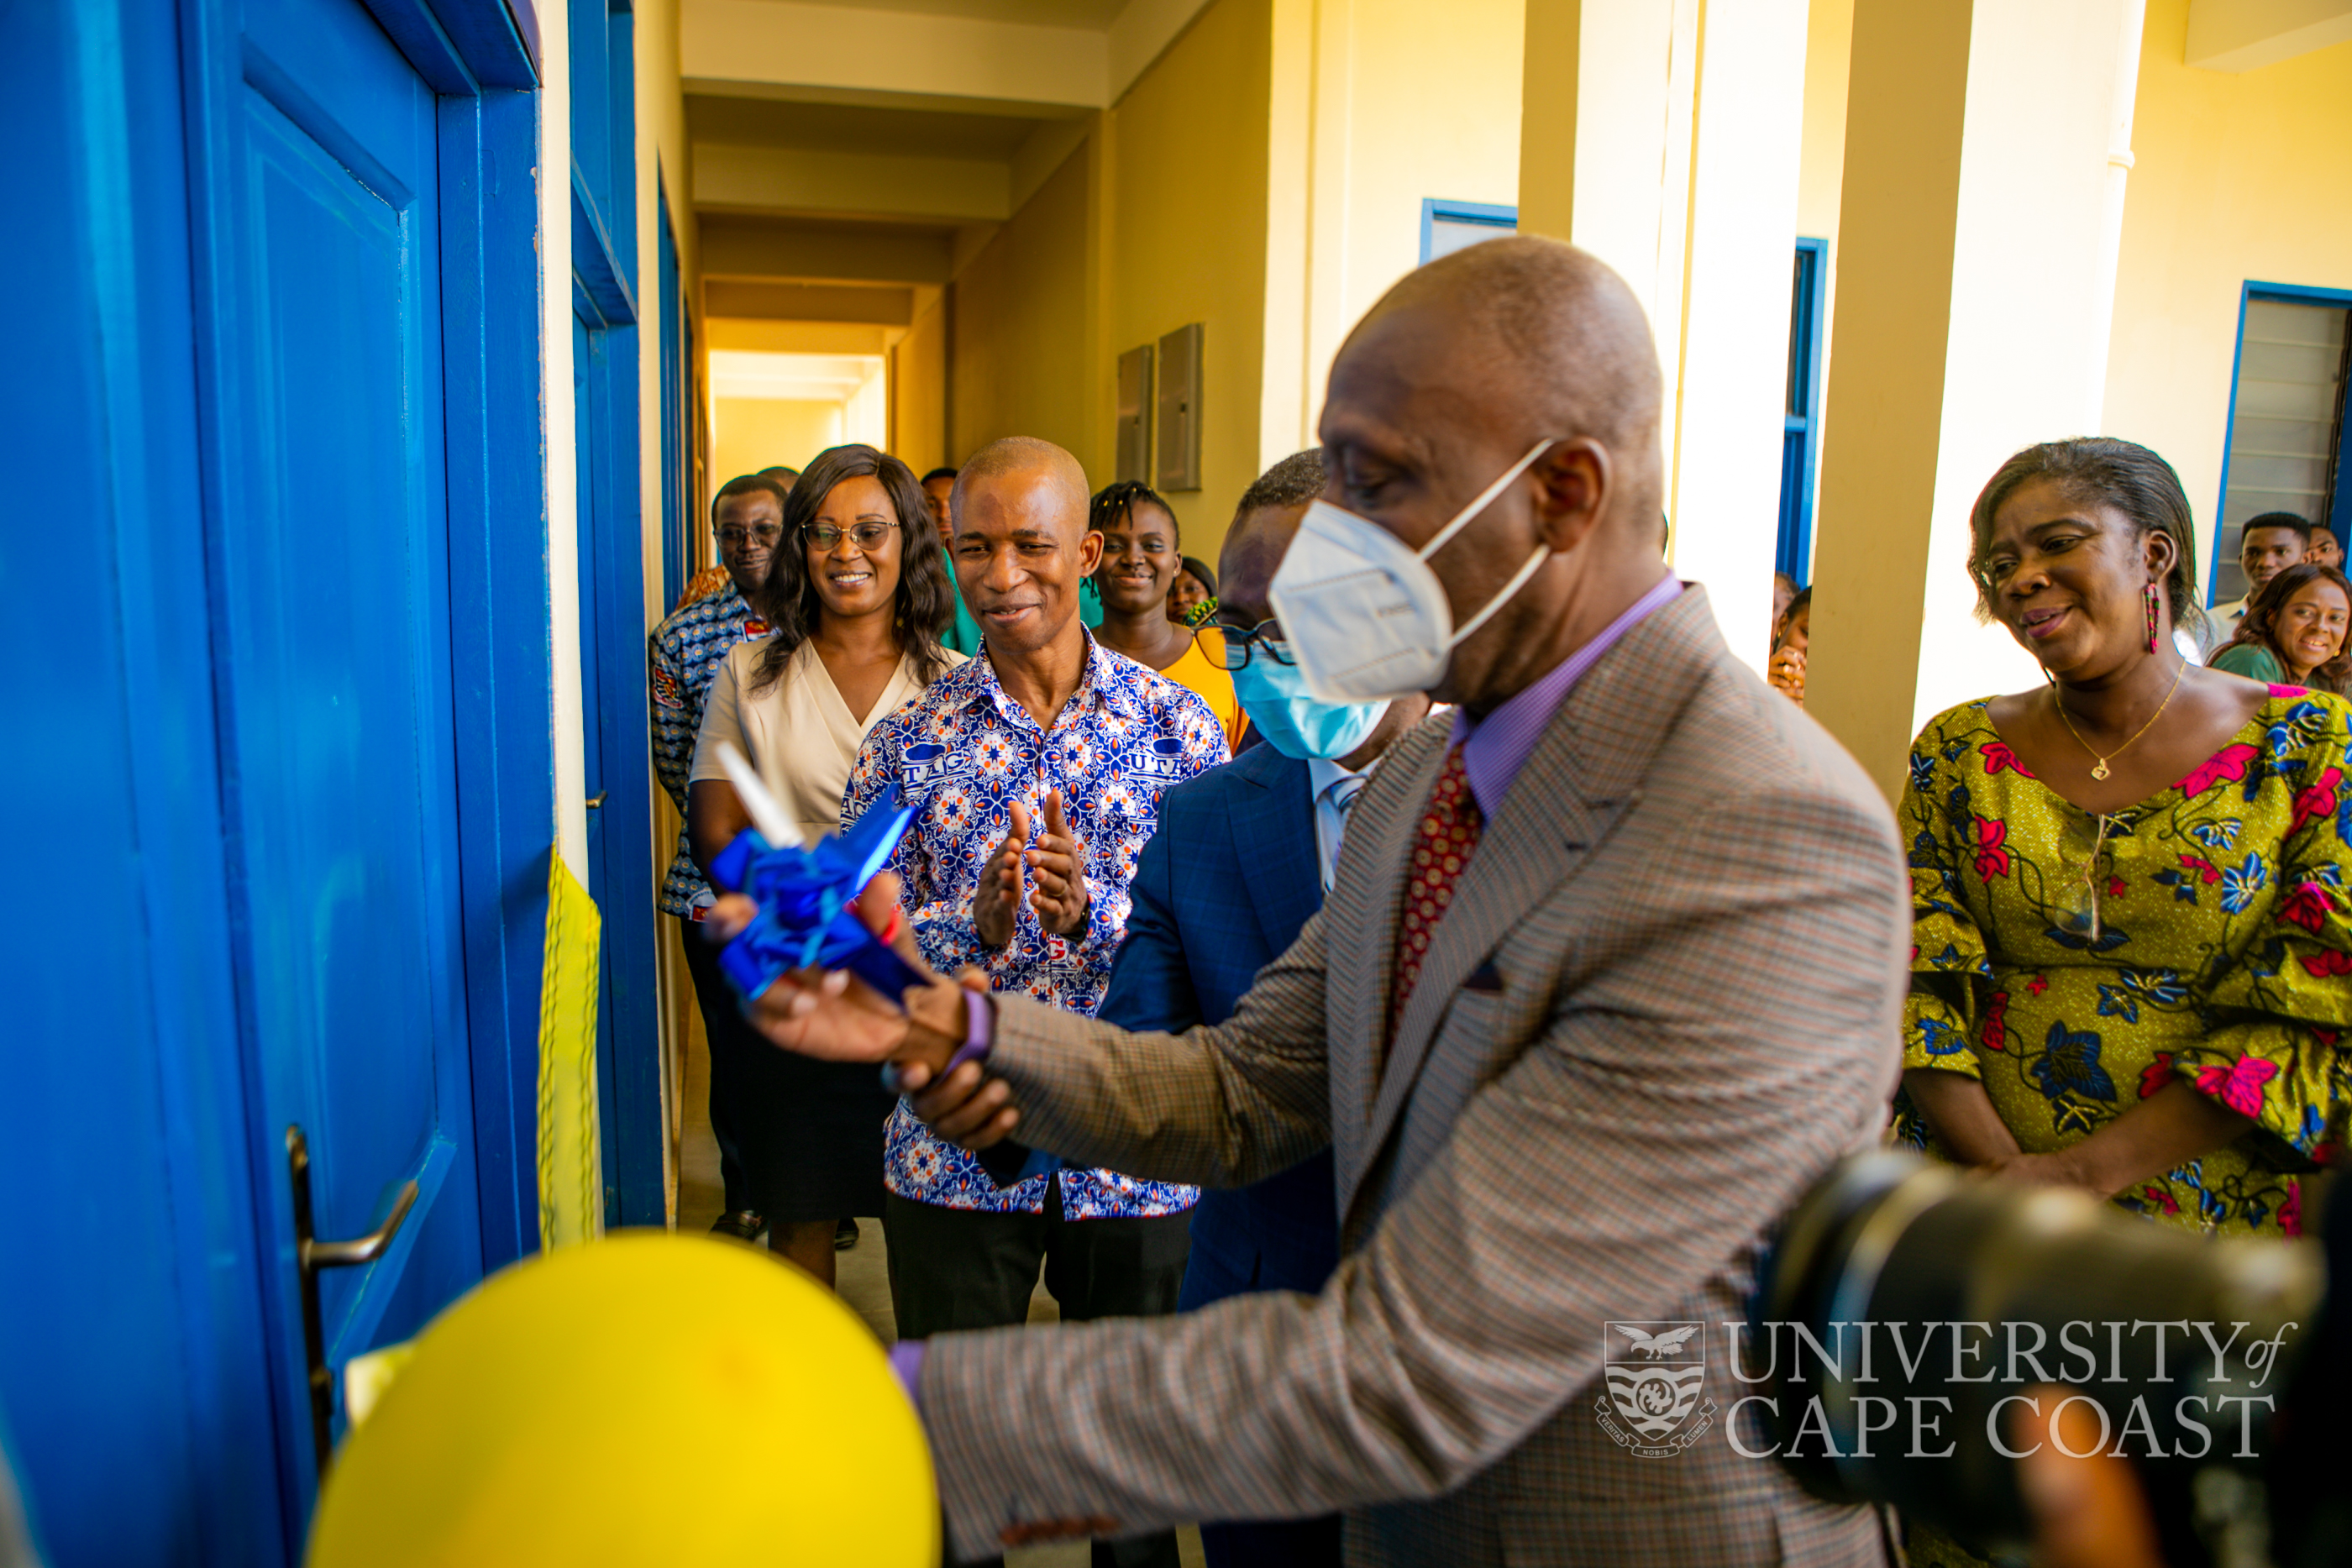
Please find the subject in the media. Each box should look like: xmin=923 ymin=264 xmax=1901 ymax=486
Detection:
xmin=1327 ymin=720 xmax=1446 ymax=1161
xmin=1230 ymin=751 xmax=1320 ymax=960
xmin=1341 ymin=587 xmax=1722 ymax=1224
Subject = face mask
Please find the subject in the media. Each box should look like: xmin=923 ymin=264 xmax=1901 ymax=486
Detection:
xmin=1229 ymin=653 xmax=1392 ymax=761
xmin=1268 ymin=441 xmax=1555 ymax=702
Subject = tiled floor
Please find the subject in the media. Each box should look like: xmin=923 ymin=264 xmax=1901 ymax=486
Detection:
xmin=674 ymin=1004 xmax=1203 ymax=1568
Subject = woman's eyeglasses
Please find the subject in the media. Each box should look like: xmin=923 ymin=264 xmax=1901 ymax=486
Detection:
xmin=803 ymin=521 xmax=895 ymax=551
xmin=1205 ymin=617 xmax=1296 ymax=671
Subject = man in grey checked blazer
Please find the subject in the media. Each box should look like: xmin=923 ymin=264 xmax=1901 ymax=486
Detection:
xmin=721 ymin=237 xmax=1909 ymax=1565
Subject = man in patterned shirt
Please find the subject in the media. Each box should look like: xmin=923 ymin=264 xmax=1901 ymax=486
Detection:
xmin=845 ymin=440 xmax=1226 ymax=1493
xmin=650 ymin=470 xmax=790 ymax=1239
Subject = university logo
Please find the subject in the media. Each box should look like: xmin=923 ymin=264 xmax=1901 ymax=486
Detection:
xmin=1596 ymin=1322 xmax=1715 ymax=1459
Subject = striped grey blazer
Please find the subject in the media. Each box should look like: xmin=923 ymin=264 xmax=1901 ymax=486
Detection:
xmin=917 ymin=585 xmax=1908 ymax=1566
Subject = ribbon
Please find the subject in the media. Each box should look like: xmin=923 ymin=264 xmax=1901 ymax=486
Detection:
xmin=707 ymin=789 xmax=927 ymax=1009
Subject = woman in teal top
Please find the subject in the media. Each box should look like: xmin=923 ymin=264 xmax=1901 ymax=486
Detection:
xmin=2210 ymin=560 xmax=2351 ymax=693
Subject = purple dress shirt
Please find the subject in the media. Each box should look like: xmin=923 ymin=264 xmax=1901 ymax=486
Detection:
xmin=1451 ymin=574 xmax=1683 ymax=815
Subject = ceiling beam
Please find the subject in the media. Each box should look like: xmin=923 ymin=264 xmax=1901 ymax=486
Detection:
xmin=700 ymin=214 xmax=958 ymax=284
xmin=2187 ymin=0 xmax=2352 ymax=70
xmin=680 ymin=0 xmax=1217 ymax=111
xmin=704 ymin=280 xmax=917 ymax=323
xmin=694 ymin=142 xmax=1012 ymax=222
xmin=684 ymin=0 xmax=1107 ymax=110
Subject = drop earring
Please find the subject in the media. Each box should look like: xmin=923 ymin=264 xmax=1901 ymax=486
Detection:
xmin=2144 ymin=580 xmax=2161 ymax=655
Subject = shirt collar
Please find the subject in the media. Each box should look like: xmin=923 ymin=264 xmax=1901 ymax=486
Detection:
xmin=1306 ymin=754 xmax=1369 ymax=800
xmin=1448 ymin=575 xmax=1683 ymax=817
xmin=967 ymin=631 xmax=1139 ymax=730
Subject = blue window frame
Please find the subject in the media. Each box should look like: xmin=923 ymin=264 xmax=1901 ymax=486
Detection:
xmin=1777 ymin=238 xmax=1830 ymax=588
xmin=1419 ymin=198 xmax=1516 ymax=265
xmin=2208 ymin=280 xmax=2352 ymax=607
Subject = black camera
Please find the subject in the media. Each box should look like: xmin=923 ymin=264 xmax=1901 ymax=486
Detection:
xmin=1752 ymin=1151 xmax=2348 ymax=1568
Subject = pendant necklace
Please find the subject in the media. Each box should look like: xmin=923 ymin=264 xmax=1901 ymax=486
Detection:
xmin=2048 ymin=657 xmax=2187 ymax=782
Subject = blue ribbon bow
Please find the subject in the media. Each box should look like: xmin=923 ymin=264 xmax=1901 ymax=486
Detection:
xmin=707 ymin=789 xmax=927 ymax=1009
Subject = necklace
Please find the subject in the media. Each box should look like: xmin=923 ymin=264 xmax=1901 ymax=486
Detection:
xmin=2048 ymin=657 xmax=2187 ymax=782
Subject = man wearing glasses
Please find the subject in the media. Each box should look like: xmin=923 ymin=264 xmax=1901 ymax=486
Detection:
xmin=650 ymin=470 xmax=793 ymax=1241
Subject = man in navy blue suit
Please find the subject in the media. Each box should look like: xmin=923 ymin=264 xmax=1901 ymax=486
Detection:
xmin=1099 ymin=449 xmax=1428 ymax=1568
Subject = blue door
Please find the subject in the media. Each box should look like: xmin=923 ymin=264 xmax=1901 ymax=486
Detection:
xmin=190 ymin=0 xmax=483 ymax=1517
xmin=2 ymin=0 xmax=547 ymax=1560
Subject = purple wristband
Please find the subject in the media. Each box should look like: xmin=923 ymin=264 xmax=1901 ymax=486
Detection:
xmin=948 ymin=988 xmax=994 ymax=1073
xmin=881 ymin=989 xmax=992 ymax=1095
xmin=886 ymin=1340 xmax=926 ymax=1413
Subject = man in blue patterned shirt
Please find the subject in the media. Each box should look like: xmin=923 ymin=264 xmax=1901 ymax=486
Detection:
xmin=846 ymin=441 xmax=1225 ymax=1466
xmin=650 ymin=471 xmax=788 ymax=1239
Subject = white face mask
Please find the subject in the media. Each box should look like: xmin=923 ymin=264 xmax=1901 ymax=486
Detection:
xmin=1268 ymin=440 xmax=1556 ymax=702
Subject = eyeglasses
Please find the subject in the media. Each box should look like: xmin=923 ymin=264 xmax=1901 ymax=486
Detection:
xmin=803 ymin=521 xmax=895 ymax=551
xmin=1205 ymin=616 xmax=1295 ymax=671
xmin=716 ymin=523 xmax=783 ymax=549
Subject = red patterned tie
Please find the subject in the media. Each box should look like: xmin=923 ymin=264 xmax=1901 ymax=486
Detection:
xmin=1390 ymin=742 xmax=1483 ymax=1041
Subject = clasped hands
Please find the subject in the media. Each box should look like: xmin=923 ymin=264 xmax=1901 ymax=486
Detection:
xmin=975 ymin=790 xmax=1089 ymax=947
xmin=706 ymin=874 xmax=1025 ymax=1151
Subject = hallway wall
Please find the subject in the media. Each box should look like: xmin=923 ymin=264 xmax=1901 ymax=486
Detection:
xmin=951 ymin=144 xmax=1097 ymax=473
xmin=942 ymin=0 xmax=1530 ymax=568
xmin=1104 ymin=0 xmax=1277 ymax=555
xmin=2103 ymin=2 xmax=2352 ymax=579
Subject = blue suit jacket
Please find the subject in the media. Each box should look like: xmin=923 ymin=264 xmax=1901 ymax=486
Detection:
xmin=1100 ymin=741 xmax=1339 ymax=1297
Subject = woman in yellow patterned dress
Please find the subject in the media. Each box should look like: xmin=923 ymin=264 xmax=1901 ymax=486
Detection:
xmin=1897 ymin=440 xmax=2351 ymax=1561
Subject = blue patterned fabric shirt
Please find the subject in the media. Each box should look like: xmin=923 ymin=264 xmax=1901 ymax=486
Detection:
xmin=845 ymin=637 xmax=1228 ymax=1217
xmin=649 ymin=579 xmax=774 ymax=915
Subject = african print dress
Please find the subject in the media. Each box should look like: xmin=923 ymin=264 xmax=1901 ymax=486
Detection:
xmin=1896 ymin=690 xmax=2352 ymax=1237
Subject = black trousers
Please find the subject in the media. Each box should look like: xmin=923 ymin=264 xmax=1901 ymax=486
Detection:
xmin=677 ymin=915 xmax=753 ymax=1214
xmin=886 ymin=1184 xmax=1191 ymax=1568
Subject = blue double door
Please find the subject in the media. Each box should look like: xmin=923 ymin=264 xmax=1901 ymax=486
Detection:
xmin=3 ymin=0 xmax=561 ymax=1560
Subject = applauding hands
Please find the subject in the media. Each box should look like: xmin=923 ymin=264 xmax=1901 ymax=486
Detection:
xmin=974 ymin=790 xmax=1090 ymax=947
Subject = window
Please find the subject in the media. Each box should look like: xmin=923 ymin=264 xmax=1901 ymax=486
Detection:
xmin=1420 ymin=199 xmax=1516 ymax=265
xmin=1777 ymin=239 xmax=1830 ymax=587
xmin=2211 ymin=285 xmax=2352 ymax=606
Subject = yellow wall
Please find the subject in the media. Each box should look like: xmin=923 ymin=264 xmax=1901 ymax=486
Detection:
xmin=892 ymin=291 xmax=949 ymax=473
xmin=1103 ymin=0 xmax=1277 ymax=561
xmin=948 ymin=143 xmax=1095 ymax=470
xmin=2103 ymin=6 xmax=2352 ymax=586
xmin=942 ymin=0 xmax=1525 ymax=567
xmin=1310 ymin=0 xmax=1522 ymax=440
xmin=1796 ymin=0 xmax=1855 ymax=244
xmin=714 ymin=398 xmax=848 ymax=481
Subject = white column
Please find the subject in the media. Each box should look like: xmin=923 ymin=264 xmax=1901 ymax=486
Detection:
xmin=1807 ymin=0 xmax=2147 ymax=795
xmin=1520 ymin=0 xmax=1811 ymax=673
xmin=1667 ymin=0 xmax=1812 ymax=672
xmin=543 ymin=0 xmax=590 ymax=885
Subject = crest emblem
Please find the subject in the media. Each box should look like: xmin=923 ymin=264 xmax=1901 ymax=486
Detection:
xmin=1595 ymin=1322 xmax=1714 ymax=1458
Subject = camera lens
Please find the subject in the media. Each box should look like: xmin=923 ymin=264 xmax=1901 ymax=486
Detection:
xmin=1751 ymin=1151 xmax=2322 ymax=1560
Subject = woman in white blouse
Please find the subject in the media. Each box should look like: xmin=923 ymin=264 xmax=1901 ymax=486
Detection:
xmin=688 ymin=443 xmax=962 ymax=1283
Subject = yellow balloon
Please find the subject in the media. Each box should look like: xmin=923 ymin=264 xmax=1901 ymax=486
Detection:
xmin=309 ymin=1232 xmax=937 ymax=1568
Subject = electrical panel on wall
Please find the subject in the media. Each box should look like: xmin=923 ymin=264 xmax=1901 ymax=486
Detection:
xmin=1155 ymin=323 xmax=1202 ymax=492
xmin=1116 ymin=343 xmax=1153 ymax=484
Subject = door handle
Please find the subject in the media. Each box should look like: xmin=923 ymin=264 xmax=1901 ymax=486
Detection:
xmin=585 ymin=789 xmax=607 ymax=809
xmin=286 ymin=1125 xmax=418 ymax=1474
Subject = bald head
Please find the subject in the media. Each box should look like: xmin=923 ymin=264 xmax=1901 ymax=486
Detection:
xmin=946 ymin=435 xmax=1103 ymax=660
xmin=1315 ymin=237 xmax=1672 ymax=711
xmin=1358 ymin=237 xmax=1662 ymax=511
xmin=951 ymin=437 xmax=1090 ymax=537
